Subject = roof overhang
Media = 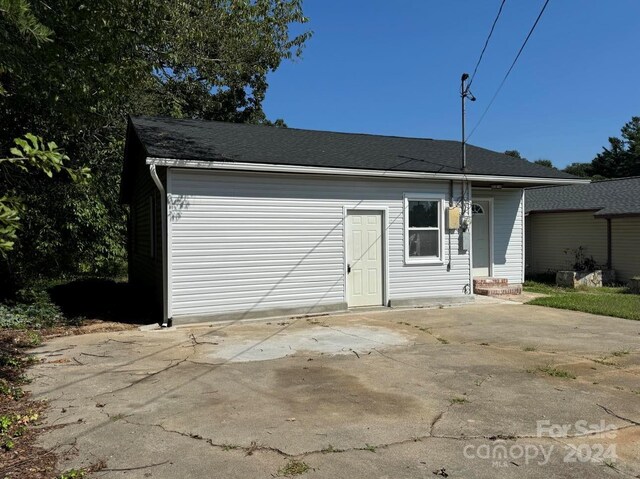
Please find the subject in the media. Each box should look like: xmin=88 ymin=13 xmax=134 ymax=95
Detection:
xmin=526 ymin=208 xmax=601 ymax=215
xmin=147 ymin=157 xmax=589 ymax=186
xmin=527 ymin=209 xmax=640 ymax=218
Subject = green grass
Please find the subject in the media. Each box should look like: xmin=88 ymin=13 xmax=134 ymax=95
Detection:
xmin=537 ymin=365 xmax=576 ymax=379
xmin=524 ymin=281 xmax=640 ymax=320
xmin=277 ymin=459 xmax=310 ymax=476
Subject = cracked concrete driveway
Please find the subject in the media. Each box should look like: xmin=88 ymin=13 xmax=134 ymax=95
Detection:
xmin=29 ymin=301 xmax=640 ymax=478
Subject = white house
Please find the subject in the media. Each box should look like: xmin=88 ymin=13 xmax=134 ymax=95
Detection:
xmin=120 ymin=116 xmax=584 ymax=326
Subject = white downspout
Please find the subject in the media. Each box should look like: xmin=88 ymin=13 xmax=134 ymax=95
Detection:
xmin=149 ymin=165 xmax=169 ymax=327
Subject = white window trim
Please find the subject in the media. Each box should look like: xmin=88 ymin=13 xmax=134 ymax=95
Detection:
xmin=404 ymin=194 xmax=445 ymax=265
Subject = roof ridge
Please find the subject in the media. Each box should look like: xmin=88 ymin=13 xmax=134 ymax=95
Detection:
xmin=131 ymin=114 xmax=448 ymax=143
xmin=591 ymin=176 xmax=640 ymax=183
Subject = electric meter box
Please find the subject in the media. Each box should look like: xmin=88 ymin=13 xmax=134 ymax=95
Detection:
xmin=446 ymin=207 xmax=461 ymax=230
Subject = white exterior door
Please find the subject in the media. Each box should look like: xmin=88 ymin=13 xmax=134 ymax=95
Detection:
xmin=472 ymin=200 xmax=491 ymax=277
xmin=346 ymin=211 xmax=384 ymax=307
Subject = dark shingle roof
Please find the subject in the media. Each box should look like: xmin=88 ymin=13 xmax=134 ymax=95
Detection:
xmin=129 ymin=116 xmax=579 ymax=180
xmin=526 ymin=177 xmax=640 ymax=217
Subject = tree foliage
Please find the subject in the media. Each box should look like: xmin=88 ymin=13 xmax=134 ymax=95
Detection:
xmin=562 ymin=162 xmax=592 ymax=178
xmin=533 ymin=159 xmax=555 ymax=169
xmin=1 ymin=0 xmax=310 ymax=286
xmin=590 ymin=116 xmax=640 ymax=178
xmin=0 ymin=135 xmax=89 ymax=254
xmin=1 ymin=2 xmax=88 ymax=274
xmin=504 ymin=150 xmax=523 ymax=159
xmin=561 ymin=116 xmax=640 ymax=179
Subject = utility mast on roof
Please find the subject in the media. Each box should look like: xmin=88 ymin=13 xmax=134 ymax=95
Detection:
xmin=460 ymin=73 xmax=476 ymax=172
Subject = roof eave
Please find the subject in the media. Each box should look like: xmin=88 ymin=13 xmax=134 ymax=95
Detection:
xmin=526 ymin=208 xmax=603 ymax=215
xmin=146 ymin=157 xmax=588 ymax=185
xmin=594 ymin=212 xmax=640 ymax=219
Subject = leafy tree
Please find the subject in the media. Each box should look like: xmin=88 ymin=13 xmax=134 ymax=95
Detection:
xmin=590 ymin=116 xmax=640 ymax=178
xmin=533 ymin=159 xmax=555 ymax=169
xmin=0 ymin=135 xmax=89 ymax=254
xmin=1 ymin=0 xmax=310 ymax=285
xmin=504 ymin=150 xmax=523 ymax=159
xmin=562 ymin=162 xmax=591 ymax=178
xmin=0 ymin=0 xmax=88 ymax=294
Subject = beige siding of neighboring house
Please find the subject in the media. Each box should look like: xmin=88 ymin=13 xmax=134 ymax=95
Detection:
xmin=526 ymin=211 xmax=607 ymax=275
xmin=611 ymin=217 xmax=640 ymax=282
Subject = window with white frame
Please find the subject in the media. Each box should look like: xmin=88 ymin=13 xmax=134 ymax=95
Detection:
xmin=405 ymin=197 xmax=442 ymax=263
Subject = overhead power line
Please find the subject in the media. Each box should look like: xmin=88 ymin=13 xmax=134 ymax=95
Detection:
xmin=466 ymin=0 xmax=551 ymax=141
xmin=468 ymin=0 xmax=508 ymax=88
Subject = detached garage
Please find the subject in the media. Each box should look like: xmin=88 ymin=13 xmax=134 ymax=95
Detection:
xmin=120 ymin=116 xmax=583 ymax=325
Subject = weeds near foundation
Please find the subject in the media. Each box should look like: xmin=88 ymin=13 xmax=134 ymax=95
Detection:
xmin=450 ymin=397 xmax=469 ymax=405
xmin=277 ymin=459 xmax=310 ymax=476
xmin=537 ymin=365 xmax=576 ymax=379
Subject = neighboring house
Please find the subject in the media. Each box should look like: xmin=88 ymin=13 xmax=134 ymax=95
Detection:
xmin=525 ymin=177 xmax=640 ymax=283
xmin=120 ymin=116 xmax=583 ymax=325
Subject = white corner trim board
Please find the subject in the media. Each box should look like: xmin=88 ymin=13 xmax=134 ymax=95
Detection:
xmin=146 ymin=157 xmax=588 ymax=185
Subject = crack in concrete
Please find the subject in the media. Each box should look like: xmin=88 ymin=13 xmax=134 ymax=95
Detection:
xmin=102 ymin=411 xmax=639 ymax=462
xmin=597 ymin=404 xmax=640 ymax=426
xmin=93 ymin=357 xmax=191 ymax=397
xmin=429 ymin=410 xmax=445 ymax=435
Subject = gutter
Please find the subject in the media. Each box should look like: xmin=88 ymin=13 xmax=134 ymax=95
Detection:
xmin=149 ymin=165 xmax=170 ymax=327
xmin=146 ymin=157 xmax=589 ymax=186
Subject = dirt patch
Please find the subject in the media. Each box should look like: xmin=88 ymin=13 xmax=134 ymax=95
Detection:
xmin=502 ymin=291 xmax=549 ymax=303
xmin=41 ymin=320 xmax=137 ymax=338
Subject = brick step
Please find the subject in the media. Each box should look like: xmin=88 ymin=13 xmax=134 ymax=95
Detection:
xmin=473 ymin=277 xmax=509 ymax=287
xmin=474 ymin=285 xmax=523 ymax=296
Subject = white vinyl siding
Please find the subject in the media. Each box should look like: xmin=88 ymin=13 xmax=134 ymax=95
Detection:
xmin=472 ymin=188 xmax=524 ymax=284
xmin=526 ymin=211 xmax=607 ymax=274
xmin=168 ymin=170 xmax=471 ymax=319
xmin=610 ymin=217 xmax=640 ymax=283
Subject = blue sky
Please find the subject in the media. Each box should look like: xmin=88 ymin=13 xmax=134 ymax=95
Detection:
xmin=263 ymin=0 xmax=640 ymax=168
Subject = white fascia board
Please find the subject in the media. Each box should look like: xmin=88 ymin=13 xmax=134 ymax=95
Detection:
xmin=146 ymin=157 xmax=590 ymax=185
